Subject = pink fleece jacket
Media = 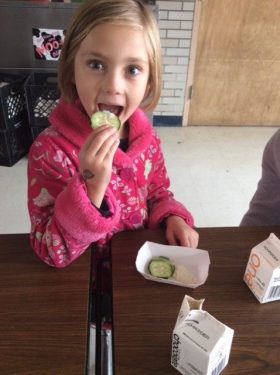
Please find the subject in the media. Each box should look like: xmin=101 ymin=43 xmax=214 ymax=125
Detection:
xmin=27 ymin=100 xmax=194 ymax=268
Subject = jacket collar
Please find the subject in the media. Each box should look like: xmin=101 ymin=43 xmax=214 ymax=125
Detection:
xmin=49 ymin=99 xmax=153 ymax=168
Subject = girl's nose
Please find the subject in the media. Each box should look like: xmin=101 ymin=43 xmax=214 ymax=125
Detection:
xmin=103 ymin=71 xmax=123 ymax=95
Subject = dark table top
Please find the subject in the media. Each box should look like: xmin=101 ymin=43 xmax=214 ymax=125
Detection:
xmin=111 ymin=226 xmax=280 ymax=375
xmin=0 ymin=233 xmax=91 ymax=375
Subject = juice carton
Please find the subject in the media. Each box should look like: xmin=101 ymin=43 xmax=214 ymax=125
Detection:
xmin=171 ymin=295 xmax=234 ymax=375
xmin=244 ymin=232 xmax=280 ymax=303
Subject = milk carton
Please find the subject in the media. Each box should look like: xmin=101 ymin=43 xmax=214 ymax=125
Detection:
xmin=171 ymin=295 xmax=234 ymax=375
xmin=244 ymin=232 xmax=280 ymax=303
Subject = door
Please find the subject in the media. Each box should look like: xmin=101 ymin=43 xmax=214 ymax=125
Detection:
xmin=184 ymin=0 xmax=280 ymax=126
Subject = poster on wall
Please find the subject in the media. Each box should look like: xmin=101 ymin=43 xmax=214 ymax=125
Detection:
xmin=33 ymin=28 xmax=65 ymax=61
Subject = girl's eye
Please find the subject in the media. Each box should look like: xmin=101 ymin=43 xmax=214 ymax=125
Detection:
xmin=127 ymin=65 xmax=141 ymax=76
xmin=88 ymin=60 xmax=104 ymax=71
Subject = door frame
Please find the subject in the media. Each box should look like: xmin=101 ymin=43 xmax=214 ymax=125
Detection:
xmin=183 ymin=0 xmax=202 ymax=126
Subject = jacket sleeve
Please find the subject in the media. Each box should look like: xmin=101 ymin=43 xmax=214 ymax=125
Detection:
xmin=27 ymin=138 xmax=120 ymax=268
xmin=240 ymin=129 xmax=280 ymax=226
xmin=146 ymin=133 xmax=194 ymax=229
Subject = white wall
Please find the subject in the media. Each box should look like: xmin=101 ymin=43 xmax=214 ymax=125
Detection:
xmin=155 ymin=0 xmax=195 ymax=118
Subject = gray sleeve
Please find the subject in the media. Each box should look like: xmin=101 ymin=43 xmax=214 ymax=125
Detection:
xmin=240 ymin=129 xmax=280 ymax=226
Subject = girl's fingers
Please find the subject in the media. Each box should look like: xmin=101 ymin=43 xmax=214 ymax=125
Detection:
xmin=94 ymin=131 xmax=119 ymax=160
xmin=178 ymin=236 xmax=189 ymax=247
xmin=166 ymin=229 xmax=199 ymax=248
xmin=190 ymin=232 xmax=199 ymax=248
xmin=166 ymin=231 xmax=177 ymax=246
xmin=105 ymin=138 xmax=120 ymax=162
xmin=84 ymin=125 xmax=117 ymax=151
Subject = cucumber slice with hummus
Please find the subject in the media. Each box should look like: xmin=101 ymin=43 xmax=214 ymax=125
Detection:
xmin=148 ymin=256 xmax=175 ymax=279
xmin=90 ymin=111 xmax=121 ymax=130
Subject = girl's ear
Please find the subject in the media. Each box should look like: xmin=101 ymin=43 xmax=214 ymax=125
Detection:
xmin=143 ymin=81 xmax=151 ymax=100
xmin=140 ymin=90 xmax=151 ymax=111
xmin=140 ymin=76 xmax=152 ymax=109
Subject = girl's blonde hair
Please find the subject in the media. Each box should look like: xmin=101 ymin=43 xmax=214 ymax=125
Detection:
xmin=58 ymin=0 xmax=162 ymax=112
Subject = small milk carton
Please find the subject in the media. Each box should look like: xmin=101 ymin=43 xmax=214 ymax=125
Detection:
xmin=171 ymin=295 xmax=234 ymax=375
xmin=244 ymin=232 xmax=280 ymax=303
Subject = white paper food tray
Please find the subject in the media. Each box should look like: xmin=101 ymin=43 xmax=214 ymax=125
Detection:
xmin=135 ymin=241 xmax=210 ymax=288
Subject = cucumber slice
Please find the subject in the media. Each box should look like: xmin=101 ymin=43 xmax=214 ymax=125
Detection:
xmin=148 ymin=256 xmax=175 ymax=279
xmin=154 ymin=256 xmax=170 ymax=261
xmin=90 ymin=111 xmax=121 ymax=130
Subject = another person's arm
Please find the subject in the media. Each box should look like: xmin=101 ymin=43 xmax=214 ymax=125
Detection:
xmin=240 ymin=129 xmax=280 ymax=226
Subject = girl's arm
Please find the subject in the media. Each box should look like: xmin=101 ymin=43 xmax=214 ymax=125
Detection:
xmin=146 ymin=133 xmax=199 ymax=247
xmin=28 ymin=138 xmax=120 ymax=268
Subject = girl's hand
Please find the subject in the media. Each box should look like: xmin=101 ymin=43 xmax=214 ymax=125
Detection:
xmin=165 ymin=215 xmax=199 ymax=248
xmin=78 ymin=125 xmax=119 ymax=206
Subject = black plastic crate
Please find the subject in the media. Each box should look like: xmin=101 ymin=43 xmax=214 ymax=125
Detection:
xmin=0 ymin=119 xmax=32 ymax=167
xmin=24 ymin=72 xmax=60 ymax=129
xmin=31 ymin=126 xmax=48 ymax=141
xmin=0 ymin=73 xmax=27 ymax=131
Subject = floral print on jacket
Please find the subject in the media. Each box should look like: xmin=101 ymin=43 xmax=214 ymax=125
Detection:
xmin=27 ymin=100 xmax=194 ymax=268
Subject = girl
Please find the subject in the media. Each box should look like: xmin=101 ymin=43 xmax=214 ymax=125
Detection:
xmin=27 ymin=0 xmax=199 ymax=269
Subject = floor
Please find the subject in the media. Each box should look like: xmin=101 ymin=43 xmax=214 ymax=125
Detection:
xmin=0 ymin=126 xmax=277 ymax=234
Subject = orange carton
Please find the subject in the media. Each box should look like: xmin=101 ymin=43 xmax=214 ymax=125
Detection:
xmin=244 ymin=233 xmax=280 ymax=303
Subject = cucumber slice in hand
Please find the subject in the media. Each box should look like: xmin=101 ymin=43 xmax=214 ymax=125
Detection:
xmin=90 ymin=111 xmax=121 ymax=130
xmin=148 ymin=256 xmax=175 ymax=279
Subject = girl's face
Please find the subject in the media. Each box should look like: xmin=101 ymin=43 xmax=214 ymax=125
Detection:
xmin=74 ymin=23 xmax=150 ymax=129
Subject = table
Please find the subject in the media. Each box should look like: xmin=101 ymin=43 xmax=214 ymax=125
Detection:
xmin=111 ymin=226 xmax=280 ymax=375
xmin=0 ymin=233 xmax=91 ymax=375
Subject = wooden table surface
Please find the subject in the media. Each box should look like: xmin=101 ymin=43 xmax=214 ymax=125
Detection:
xmin=111 ymin=226 xmax=280 ymax=375
xmin=0 ymin=233 xmax=91 ymax=375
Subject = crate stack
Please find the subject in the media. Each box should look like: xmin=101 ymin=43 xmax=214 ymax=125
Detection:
xmin=24 ymin=72 xmax=60 ymax=141
xmin=0 ymin=73 xmax=31 ymax=167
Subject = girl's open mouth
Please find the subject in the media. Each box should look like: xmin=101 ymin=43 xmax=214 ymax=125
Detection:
xmin=98 ymin=104 xmax=123 ymax=117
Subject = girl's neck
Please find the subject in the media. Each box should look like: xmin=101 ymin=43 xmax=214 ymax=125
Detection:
xmin=119 ymin=122 xmax=129 ymax=140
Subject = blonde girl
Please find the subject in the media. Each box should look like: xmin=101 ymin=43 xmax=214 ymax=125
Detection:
xmin=27 ymin=0 xmax=199 ymax=270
